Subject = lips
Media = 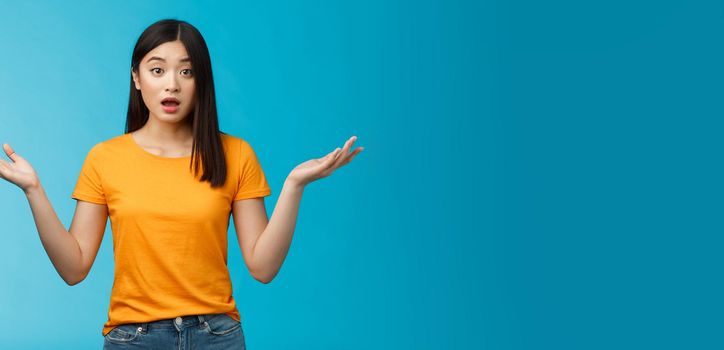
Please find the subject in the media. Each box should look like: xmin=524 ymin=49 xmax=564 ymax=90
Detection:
xmin=161 ymin=97 xmax=180 ymax=106
xmin=161 ymin=97 xmax=181 ymax=113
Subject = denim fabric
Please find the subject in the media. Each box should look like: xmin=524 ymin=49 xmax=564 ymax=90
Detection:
xmin=103 ymin=313 xmax=245 ymax=349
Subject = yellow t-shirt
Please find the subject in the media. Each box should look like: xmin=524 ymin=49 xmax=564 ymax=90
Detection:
xmin=71 ymin=132 xmax=271 ymax=336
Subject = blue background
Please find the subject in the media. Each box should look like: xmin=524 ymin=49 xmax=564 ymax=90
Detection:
xmin=0 ymin=0 xmax=721 ymax=349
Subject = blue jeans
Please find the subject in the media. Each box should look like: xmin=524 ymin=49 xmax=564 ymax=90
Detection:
xmin=103 ymin=313 xmax=245 ymax=349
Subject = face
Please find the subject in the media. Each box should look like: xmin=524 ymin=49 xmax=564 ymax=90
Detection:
xmin=132 ymin=40 xmax=196 ymax=124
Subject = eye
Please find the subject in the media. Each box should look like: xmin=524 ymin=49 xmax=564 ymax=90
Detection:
xmin=150 ymin=68 xmax=163 ymax=75
xmin=181 ymin=69 xmax=193 ymax=77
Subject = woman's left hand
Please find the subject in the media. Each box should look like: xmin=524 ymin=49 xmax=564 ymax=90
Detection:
xmin=286 ymin=136 xmax=364 ymax=187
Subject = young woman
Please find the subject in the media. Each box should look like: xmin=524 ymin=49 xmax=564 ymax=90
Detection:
xmin=0 ymin=19 xmax=362 ymax=349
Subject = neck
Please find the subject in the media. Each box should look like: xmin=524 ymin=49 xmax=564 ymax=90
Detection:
xmin=137 ymin=113 xmax=194 ymax=146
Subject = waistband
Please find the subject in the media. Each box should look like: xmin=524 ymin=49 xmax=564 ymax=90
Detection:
xmin=132 ymin=314 xmax=220 ymax=333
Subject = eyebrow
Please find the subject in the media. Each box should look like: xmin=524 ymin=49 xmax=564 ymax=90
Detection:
xmin=146 ymin=56 xmax=191 ymax=63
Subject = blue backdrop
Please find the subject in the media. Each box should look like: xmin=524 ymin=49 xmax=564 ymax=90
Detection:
xmin=0 ymin=0 xmax=720 ymax=349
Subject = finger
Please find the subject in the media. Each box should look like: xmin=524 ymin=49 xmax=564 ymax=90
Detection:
xmin=341 ymin=147 xmax=363 ymax=166
xmin=3 ymin=143 xmax=19 ymax=162
xmin=323 ymin=148 xmax=341 ymax=169
xmin=323 ymin=148 xmax=338 ymax=160
xmin=332 ymin=136 xmax=357 ymax=168
xmin=0 ymin=160 xmax=10 ymax=178
xmin=331 ymin=147 xmax=342 ymax=161
xmin=342 ymin=136 xmax=356 ymax=154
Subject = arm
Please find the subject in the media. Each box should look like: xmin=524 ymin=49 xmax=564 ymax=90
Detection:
xmin=25 ymin=184 xmax=107 ymax=286
xmin=233 ymin=179 xmax=303 ymax=284
xmin=233 ymin=135 xmax=363 ymax=284
xmin=0 ymin=143 xmax=107 ymax=286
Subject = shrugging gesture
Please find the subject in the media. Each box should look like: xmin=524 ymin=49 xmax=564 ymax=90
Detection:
xmin=286 ymin=136 xmax=363 ymax=187
xmin=0 ymin=143 xmax=40 ymax=193
xmin=241 ymin=135 xmax=363 ymax=283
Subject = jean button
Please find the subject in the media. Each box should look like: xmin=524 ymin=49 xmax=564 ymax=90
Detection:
xmin=175 ymin=317 xmax=183 ymax=325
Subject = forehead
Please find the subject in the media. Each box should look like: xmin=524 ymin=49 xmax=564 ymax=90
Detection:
xmin=142 ymin=40 xmax=190 ymax=64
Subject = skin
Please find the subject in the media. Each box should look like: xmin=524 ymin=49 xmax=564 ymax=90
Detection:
xmin=130 ymin=40 xmax=196 ymax=156
xmin=0 ymin=39 xmax=363 ymax=285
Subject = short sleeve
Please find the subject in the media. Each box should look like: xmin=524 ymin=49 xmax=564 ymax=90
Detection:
xmin=71 ymin=144 xmax=107 ymax=205
xmin=234 ymin=139 xmax=272 ymax=201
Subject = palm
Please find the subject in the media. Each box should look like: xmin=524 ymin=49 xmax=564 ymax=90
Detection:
xmin=287 ymin=136 xmax=363 ymax=187
xmin=0 ymin=143 xmax=39 ymax=192
xmin=292 ymin=158 xmax=327 ymax=177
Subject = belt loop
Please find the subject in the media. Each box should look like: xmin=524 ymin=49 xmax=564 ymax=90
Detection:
xmin=139 ymin=322 xmax=149 ymax=334
xmin=197 ymin=315 xmax=206 ymax=324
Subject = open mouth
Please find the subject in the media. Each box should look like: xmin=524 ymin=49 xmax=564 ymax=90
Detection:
xmin=161 ymin=97 xmax=180 ymax=105
xmin=161 ymin=98 xmax=180 ymax=113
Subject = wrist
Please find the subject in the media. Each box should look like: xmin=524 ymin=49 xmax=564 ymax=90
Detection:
xmin=23 ymin=181 xmax=43 ymax=197
xmin=283 ymin=177 xmax=306 ymax=191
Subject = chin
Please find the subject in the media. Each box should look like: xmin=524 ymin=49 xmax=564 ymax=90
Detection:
xmin=157 ymin=112 xmax=188 ymax=123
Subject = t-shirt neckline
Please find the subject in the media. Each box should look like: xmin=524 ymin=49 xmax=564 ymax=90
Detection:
xmin=125 ymin=133 xmax=192 ymax=161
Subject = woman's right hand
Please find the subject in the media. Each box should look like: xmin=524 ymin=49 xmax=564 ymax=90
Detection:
xmin=0 ymin=143 xmax=40 ymax=193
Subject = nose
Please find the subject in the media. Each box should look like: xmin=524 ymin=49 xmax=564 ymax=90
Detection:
xmin=165 ymin=74 xmax=180 ymax=93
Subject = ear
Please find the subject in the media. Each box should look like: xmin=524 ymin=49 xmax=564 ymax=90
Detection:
xmin=131 ymin=68 xmax=141 ymax=90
